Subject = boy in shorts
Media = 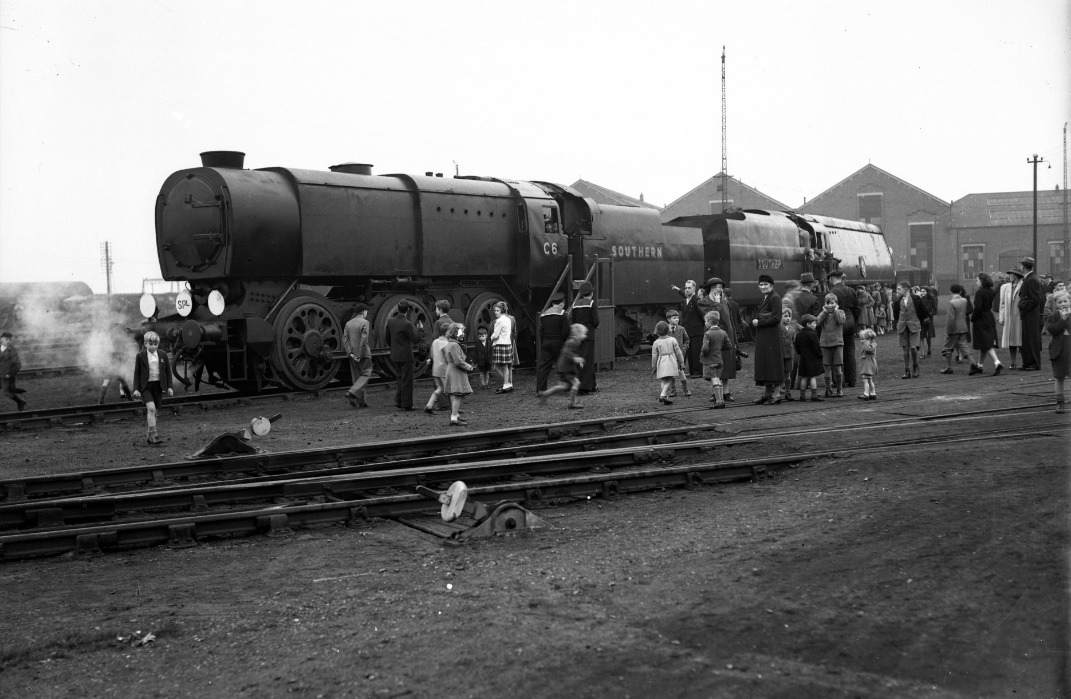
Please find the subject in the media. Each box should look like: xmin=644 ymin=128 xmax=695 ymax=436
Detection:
xmin=538 ymin=324 xmax=587 ymax=409
xmin=700 ymin=310 xmax=731 ymax=408
xmin=816 ymin=293 xmax=846 ymax=397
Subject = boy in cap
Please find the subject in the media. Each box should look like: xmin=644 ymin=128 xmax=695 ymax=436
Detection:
xmin=0 ymin=331 xmax=26 ymax=411
xmin=793 ymin=315 xmax=824 ymax=401
xmin=537 ymin=292 xmax=569 ymax=392
xmin=665 ymin=309 xmax=691 ymax=397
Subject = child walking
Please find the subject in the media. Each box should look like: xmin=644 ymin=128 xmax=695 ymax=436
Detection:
xmin=651 ymin=321 xmax=685 ymax=405
xmin=665 ymin=309 xmax=691 ymax=397
xmin=538 ymin=323 xmax=587 ymax=409
xmin=858 ymin=328 xmax=878 ymax=400
xmin=423 ymin=321 xmax=451 ymax=413
xmin=793 ymin=314 xmax=825 ymax=402
xmin=779 ymin=308 xmax=800 ymax=401
xmin=816 ymin=293 xmax=846 ymax=397
xmin=700 ymin=310 xmax=731 ymax=408
xmin=131 ymin=331 xmax=173 ymax=445
xmin=442 ymin=324 xmax=475 ymax=426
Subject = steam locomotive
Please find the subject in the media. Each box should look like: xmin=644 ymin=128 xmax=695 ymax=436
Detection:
xmin=146 ymin=152 xmax=893 ymax=392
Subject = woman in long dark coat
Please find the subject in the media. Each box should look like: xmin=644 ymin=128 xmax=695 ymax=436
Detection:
xmin=971 ymin=272 xmax=1003 ymax=375
xmin=751 ymin=275 xmax=785 ymax=404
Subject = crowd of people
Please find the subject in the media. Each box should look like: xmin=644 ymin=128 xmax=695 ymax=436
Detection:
xmin=3 ymin=257 xmax=1068 ymax=441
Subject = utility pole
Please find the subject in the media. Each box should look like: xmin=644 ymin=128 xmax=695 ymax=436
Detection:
xmin=1028 ymin=154 xmax=1044 ymax=267
xmin=99 ymin=241 xmax=113 ymax=296
xmin=1063 ymin=123 xmax=1069 ymax=277
xmin=720 ymin=46 xmax=728 ymax=213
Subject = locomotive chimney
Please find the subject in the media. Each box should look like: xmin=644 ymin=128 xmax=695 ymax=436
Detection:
xmin=328 ymin=163 xmax=373 ymax=175
xmin=200 ymin=151 xmax=246 ymax=169
xmin=425 ymin=172 xmax=434 ymax=176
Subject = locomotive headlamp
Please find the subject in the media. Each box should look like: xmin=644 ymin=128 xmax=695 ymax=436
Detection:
xmin=208 ymin=290 xmax=225 ymax=316
xmin=139 ymin=293 xmax=157 ymax=320
xmin=175 ymin=290 xmax=193 ymax=317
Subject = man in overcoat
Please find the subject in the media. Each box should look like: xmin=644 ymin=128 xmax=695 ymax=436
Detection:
xmin=670 ymin=279 xmax=706 ymax=377
xmin=828 ymin=269 xmax=860 ymax=386
xmin=1017 ymin=257 xmax=1043 ymax=371
xmin=751 ymin=275 xmax=785 ymax=404
xmin=386 ymin=301 xmax=425 ymax=410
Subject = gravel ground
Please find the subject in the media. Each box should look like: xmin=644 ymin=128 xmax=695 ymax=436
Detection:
xmin=0 ymin=329 xmax=1068 ymax=697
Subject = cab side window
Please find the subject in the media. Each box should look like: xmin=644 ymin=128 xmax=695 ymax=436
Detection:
xmin=543 ymin=206 xmax=560 ymax=235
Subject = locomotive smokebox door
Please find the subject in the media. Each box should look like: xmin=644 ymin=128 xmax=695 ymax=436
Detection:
xmin=158 ymin=176 xmax=225 ymax=271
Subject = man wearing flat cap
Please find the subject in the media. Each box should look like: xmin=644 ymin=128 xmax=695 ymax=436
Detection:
xmin=827 ymin=268 xmax=860 ymax=386
xmin=1017 ymin=257 xmax=1042 ymax=370
xmin=570 ymin=281 xmax=599 ymax=392
xmin=794 ymin=273 xmax=822 ymax=322
xmin=999 ymin=268 xmax=1024 ymax=368
xmin=537 ymin=292 xmax=569 ymax=392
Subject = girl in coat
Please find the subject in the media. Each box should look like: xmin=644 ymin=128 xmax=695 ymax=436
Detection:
xmin=651 ymin=321 xmax=685 ymax=405
xmin=858 ymin=328 xmax=878 ymax=400
xmin=441 ymin=324 xmax=474 ymax=426
xmin=490 ymin=302 xmax=514 ymax=393
xmin=971 ymin=272 xmax=1003 ymax=376
xmin=793 ymin=314 xmax=825 ymax=402
xmin=1045 ymin=291 xmax=1071 ymax=413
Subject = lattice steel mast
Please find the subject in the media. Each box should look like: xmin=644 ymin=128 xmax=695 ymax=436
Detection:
xmin=720 ymin=46 xmax=727 ymax=213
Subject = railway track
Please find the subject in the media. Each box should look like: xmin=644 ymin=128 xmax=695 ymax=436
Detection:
xmin=0 ymin=403 xmax=1061 ymax=561
xmin=0 ymin=374 xmax=436 ymax=430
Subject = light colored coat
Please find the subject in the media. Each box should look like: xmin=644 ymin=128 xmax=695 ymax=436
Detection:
xmin=999 ymin=280 xmax=1022 ymax=348
xmin=651 ymin=336 xmax=685 ymax=379
xmin=946 ymin=295 xmax=969 ymax=335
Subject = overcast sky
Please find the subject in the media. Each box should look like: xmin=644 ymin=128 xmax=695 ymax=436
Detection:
xmin=1 ymin=0 xmax=1069 ymax=293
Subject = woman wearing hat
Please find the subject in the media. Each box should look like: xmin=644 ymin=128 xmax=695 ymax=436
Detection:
xmin=751 ymin=275 xmax=785 ymax=404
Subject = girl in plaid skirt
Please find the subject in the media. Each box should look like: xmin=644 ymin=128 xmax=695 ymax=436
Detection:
xmin=490 ymin=301 xmax=515 ymax=393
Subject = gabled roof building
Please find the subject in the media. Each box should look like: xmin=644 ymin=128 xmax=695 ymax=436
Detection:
xmin=660 ymin=173 xmax=789 ymax=223
xmin=799 ymin=164 xmax=951 ymax=286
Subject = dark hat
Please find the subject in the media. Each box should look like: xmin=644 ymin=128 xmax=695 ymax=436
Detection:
xmin=828 ymin=268 xmax=845 ymax=278
xmin=1020 ymin=256 xmax=1036 ymax=267
xmin=800 ymin=272 xmax=816 ymax=284
xmin=577 ymin=281 xmax=593 ymax=296
xmin=396 ymin=300 xmax=410 ymax=312
xmin=800 ymin=314 xmax=817 ymax=325
xmin=1007 ymin=268 xmax=1024 ymax=278
xmin=549 ymin=292 xmax=565 ymax=304
xmin=703 ymin=277 xmax=725 ymax=290
xmin=758 ymin=274 xmax=775 ymax=285
xmin=665 ymin=308 xmax=680 ymax=318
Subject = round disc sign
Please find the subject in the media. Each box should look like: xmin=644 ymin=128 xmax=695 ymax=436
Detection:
xmin=175 ymin=290 xmax=193 ymax=317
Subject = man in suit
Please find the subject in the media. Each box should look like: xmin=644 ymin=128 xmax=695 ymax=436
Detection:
xmin=828 ymin=269 xmax=860 ymax=386
xmin=343 ymin=303 xmax=372 ymax=408
xmin=386 ymin=300 xmax=425 ymax=410
xmin=1017 ymin=257 xmax=1043 ymax=371
xmin=670 ymin=279 xmax=706 ymax=377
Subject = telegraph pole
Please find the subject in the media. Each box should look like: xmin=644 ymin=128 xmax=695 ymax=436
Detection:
xmin=720 ymin=46 xmax=728 ymax=212
xmin=1028 ymin=154 xmax=1044 ymax=266
xmin=99 ymin=241 xmax=114 ymax=296
xmin=1063 ymin=123 xmax=1069 ymax=276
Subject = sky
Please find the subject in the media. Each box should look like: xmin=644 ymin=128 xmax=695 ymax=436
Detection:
xmin=1 ymin=0 xmax=1069 ymax=294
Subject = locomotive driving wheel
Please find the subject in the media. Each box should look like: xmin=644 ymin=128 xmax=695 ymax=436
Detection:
xmin=270 ymin=294 xmax=342 ymax=391
xmin=371 ymin=294 xmax=432 ymax=379
xmin=465 ymin=292 xmax=508 ymax=339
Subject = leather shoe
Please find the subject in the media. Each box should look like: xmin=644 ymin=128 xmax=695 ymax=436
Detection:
xmin=993 ymin=364 xmax=1003 ymax=376
xmin=939 ymin=368 xmax=953 ymax=375
xmin=911 ymin=366 xmax=920 ymax=378
xmin=449 ymin=419 xmax=468 ymax=426
xmin=423 ymin=407 xmax=435 ymax=415
xmin=754 ymin=396 xmax=770 ymax=405
xmin=968 ymin=365 xmax=983 ymax=376
xmin=901 ymin=372 xmax=911 ymax=379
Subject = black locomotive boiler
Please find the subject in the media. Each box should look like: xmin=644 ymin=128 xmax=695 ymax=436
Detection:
xmin=149 ymin=152 xmax=893 ymax=393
